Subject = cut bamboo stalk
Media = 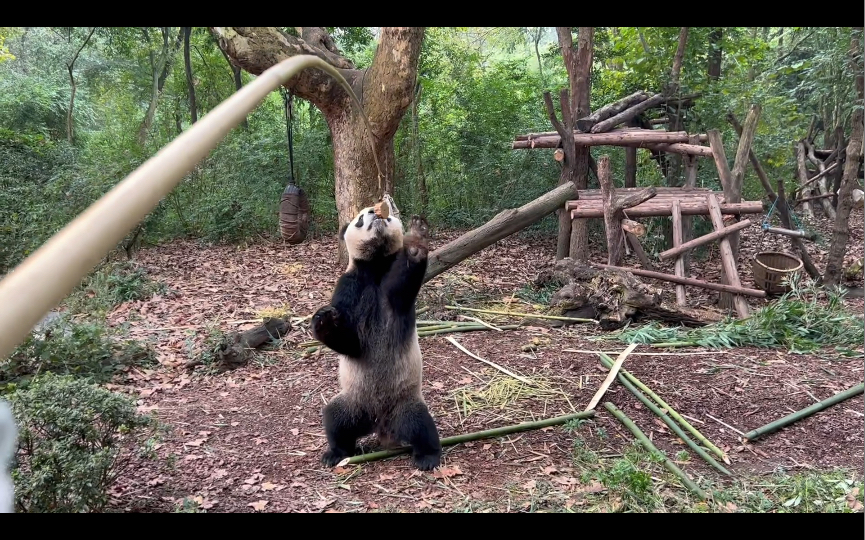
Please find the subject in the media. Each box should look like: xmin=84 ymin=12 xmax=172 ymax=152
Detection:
xmin=598 ymin=354 xmax=729 ymax=463
xmin=446 ymin=336 xmax=531 ymax=384
xmin=744 ymin=383 xmax=865 ymax=442
xmin=604 ymin=402 xmax=707 ymax=500
xmin=585 ymin=343 xmax=638 ymax=411
xmin=344 ymin=410 xmax=596 ymax=465
xmin=600 ymin=355 xmax=731 ymax=475
xmin=444 ymin=305 xmax=596 ymax=323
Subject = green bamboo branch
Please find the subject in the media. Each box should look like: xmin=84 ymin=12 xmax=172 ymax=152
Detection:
xmin=604 ymin=402 xmax=707 ymax=501
xmin=744 ymin=383 xmax=865 ymax=441
xmin=346 ymin=410 xmax=596 ymax=465
xmin=599 ymin=354 xmax=731 ymax=476
xmin=445 ymin=305 xmax=596 ymax=324
xmin=599 ymin=353 xmax=728 ymax=464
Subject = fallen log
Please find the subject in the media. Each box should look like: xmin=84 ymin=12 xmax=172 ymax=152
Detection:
xmin=657 ymin=219 xmax=753 ymax=261
xmin=187 ymin=317 xmax=291 ymax=371
xmin=591 ymin=94 xmax=667 ymax=133
xmin=594 ymin=263 xmax=767 ymax=298
xmin=575 ymin=90 xmax=651 ymax=132
xmin=538 ymin=260 xmax=726 ymax=330
xmin=424 ymin=181 xmax=577 ymax=282
xmin=569 ymin=200 xmax=765 ymax=219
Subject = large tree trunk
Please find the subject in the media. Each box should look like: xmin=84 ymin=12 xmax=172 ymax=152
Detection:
xmin=211 ymin=27 xmax=425 ymax=267
xmin=568 ymin=27 xmax=594 ymax=261
xmin=707 ymin=28 xmax=722 ymax=81
xmin=824 ymin=32 xmax=864 ymax=287
xmin=138 ymin=27 xmax=183 ymax=147
xmin=65 ymin=27 xmax=96 ymax=144
xmin=183 ymin=27 xmax=198 ymax=124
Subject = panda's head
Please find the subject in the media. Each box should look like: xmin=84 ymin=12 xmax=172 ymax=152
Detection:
xmin=340 ymin=206 xmax=404 ymax=264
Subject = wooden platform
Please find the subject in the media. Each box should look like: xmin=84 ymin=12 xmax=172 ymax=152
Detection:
xmin=566 ymin=187 xmax=765 ymax=219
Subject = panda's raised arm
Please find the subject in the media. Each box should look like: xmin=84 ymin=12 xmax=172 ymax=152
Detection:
xmin=311 ymin=273 xmax=363 ymax=358
xmin=382 ymin=215 xmax=430 ymax=315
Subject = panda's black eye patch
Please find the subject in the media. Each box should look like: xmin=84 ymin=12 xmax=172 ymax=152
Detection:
xmin=354 ymin=214 xmax=364 ymax=228
xmin=367 ymin=209 xmax=375 ymax=214
xmin=386 ymin=217 xmax=392 ymax=222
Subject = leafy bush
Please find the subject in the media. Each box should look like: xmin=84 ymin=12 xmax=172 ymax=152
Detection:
xmin=609 ymin=274 xmax=865 ymax=353
xmin=64 ymin=261 xmax=166 ymax=318
xmin=1 ymin=315 xmax=155 ymax=387
xmin=7 ymin=373 xmax=156 ymax=512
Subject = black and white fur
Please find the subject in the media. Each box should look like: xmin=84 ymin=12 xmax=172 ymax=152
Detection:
xmin=310 ymin=207 xmax=441 ymax=471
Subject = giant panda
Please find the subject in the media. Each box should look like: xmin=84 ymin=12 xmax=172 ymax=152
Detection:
xmin=310 ymin=205 xmax=442 ymax=471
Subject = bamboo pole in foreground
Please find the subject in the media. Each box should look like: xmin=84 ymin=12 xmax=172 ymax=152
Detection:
xmin=0 ymin=55 xmax=369 ymax=361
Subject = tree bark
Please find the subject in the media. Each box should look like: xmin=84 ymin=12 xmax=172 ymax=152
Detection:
xmin=707 ymin=28 xmax=722 ymax=81
xmin=804 ymin=139 xmax=837 ymax=219
xmin=424 ymin=181 xmax=579 ymax=283
xmin=211 ymin=27 xmax=425 ymax=266
xmin=590 ymin=94 xmax=666 ymax=133
xmin=568 ymin=27 xmax=595 ymax=261
xmin=65 ymin=27 xmax=96 ymax=144
xmin=795 ymin=141 xmax=816 ymax=219
xmin=667 ymin=27 xmax=689 ymax=94
xmin=575 ymin=91 xmax=650 ymax=132
xmin=138 ymin=27 xmax=183 ymax=147
xmin=183 ymin=27 xmax=198 ymax=124
xmin=598 ymin=155 xmax=657 ymax=266
xmin=824 ymin=35 xmax=864 ymax=287
xmin=727 ymin=103 xmax=761 ymax=260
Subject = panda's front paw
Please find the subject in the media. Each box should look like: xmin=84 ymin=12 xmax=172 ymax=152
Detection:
xmin=409 ymin=215 xmax=430 ymax=240
xmin=311 ymin=306 xmax=341 ymax=341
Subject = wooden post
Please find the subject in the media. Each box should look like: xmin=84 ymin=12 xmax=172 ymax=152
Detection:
xmin=626 ymin=231 xmax=654 ymax=270
xmin=706 ymin=194 xmax=750 ymax=318
xmin=625 ymin=146 xmax=637 ymax=188
xmin=598 ymin=155 xmax=657 ymax=266
xmin=671 ymin=200 xmax=687 ymax=305
xmin=681 ymin=134 xmax=699 ymax=272
xmin=796 ymin=141 xmax=815 ymax=219
xmin=658 ymin=219 xmax=753 ymax=260
xmin=707 ymin=129 xmax=739 ymax=312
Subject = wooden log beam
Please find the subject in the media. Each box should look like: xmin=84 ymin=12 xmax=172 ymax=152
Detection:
xmin=796 ymin=141 xmax=816 ymax=219
xmin=706 ymin=194 xmax=750 ymax=318
xmin=425 ymin=181 xmax=578 ymax=282
xmin=568 ymin=200 xmax=765 ymax=219
xmin=626 ymin=232 xmax=654 ymax=270
xmin=671 ymin=200 xmax=687 ymax=306
xmin=599 ymin=155 xmax=657 ymax=266
xmin=658 ymin=219 xmax=753 ymax=261
xmin=763 ymin=226 xmax=816 ymax=240
xmin=572 ymin=186 xmax=716 ymax=199
xmin=593 ymin=264 xmax=767 ymax=298
xmin=512 ymin=130 xmax=695 ymax=149
xmin=591 ymin=94 xmax=667 ymax=133
xmin=575 ymin=91 xmax=651 ymax=132
xmin=623 ymin=142 xmax=713 ymax=158
xmin=622 ymin=218 xmax=646 ymax=237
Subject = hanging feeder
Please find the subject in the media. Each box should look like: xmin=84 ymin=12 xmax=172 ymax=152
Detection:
xmin=277 ymin=88 xmax=310 ymax=244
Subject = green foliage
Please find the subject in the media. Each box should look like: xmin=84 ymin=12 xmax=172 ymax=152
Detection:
xmin=1 ymin=315 xmax=155 ymax=388
xmin=64 ymin=261 xmax=166 ymax=319
xmin=608 ymin=274 xmax=865 ymax=353
xmin=0 ymin=26 xmax=859 ymax=262
xmin=6 ymin=372 xmax=157 ymax=513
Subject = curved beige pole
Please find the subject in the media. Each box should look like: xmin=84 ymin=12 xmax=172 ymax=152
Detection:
xmin=0 ymin=54 xmax=370 ymax=361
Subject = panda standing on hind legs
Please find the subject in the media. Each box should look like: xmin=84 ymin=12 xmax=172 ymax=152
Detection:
xmin=310 ymin=200 xmax=442 ymax=471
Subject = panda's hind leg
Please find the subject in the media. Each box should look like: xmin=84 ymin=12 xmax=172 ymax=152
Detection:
xmin=391 ymin=400 xmax=442 ymax=471
xmin=321 ymin=394 xmax=374 ymax=467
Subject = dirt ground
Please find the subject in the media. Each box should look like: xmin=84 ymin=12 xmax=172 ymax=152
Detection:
xmin=100 ymin=207 xmax=864 ymax=513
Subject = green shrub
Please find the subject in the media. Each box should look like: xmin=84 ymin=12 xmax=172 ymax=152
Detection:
xmin=1 ymin=315 xmax=155 ymax=388
xmin=7 ymin=373 xmax=156 ymax=512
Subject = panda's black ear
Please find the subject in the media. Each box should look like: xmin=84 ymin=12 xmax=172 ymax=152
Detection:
xmin=339 ymin=222 xmax=349 ymax=241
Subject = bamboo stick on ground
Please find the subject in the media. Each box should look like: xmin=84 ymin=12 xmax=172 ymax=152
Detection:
xmin=604 ymin=402 xmax=707 ymax=500
xmin=598 ymin=353 xmax=728 ymax=464
xmin=446 ymin=336 xmax=531 ymax=384
xmin=445 ymin=305 xmax=596 ymax=323
xmin=585 ymin=344 xmax=638 ymax=411
xmin=744 ymin=383 xmax=865 ymax=442
xmin=599 ymin=354 xmax=731 ymax=476
xmin=345 ymin=410 xmax=596 ymax=465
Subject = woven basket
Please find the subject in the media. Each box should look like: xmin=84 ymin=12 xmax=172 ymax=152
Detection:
xmin=279 ymin=183 xmax=310 ymax=244
xmin=752 ymin=251 xmax=803 ymax=295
